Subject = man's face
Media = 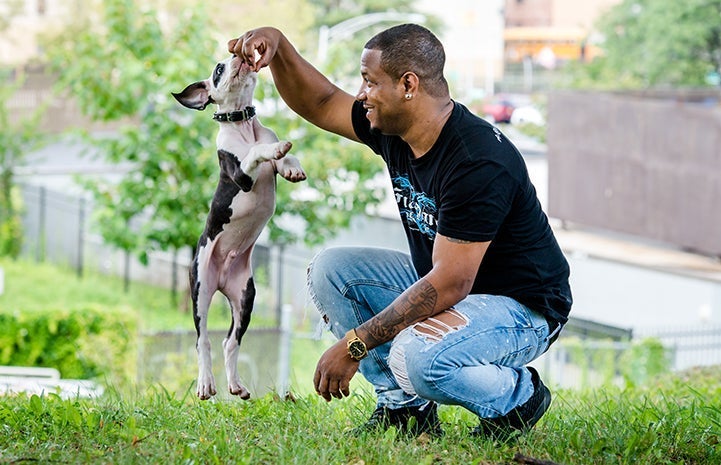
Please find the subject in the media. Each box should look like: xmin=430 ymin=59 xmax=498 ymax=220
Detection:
xmin=356 ymin=49 xmax=406 ymax=135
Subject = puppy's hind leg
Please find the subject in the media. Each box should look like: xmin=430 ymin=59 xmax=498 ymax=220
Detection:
xmin=191 ymin=250 xmax=218 ymax=400
xmin=222 ymin=274 xmax=254 ymax=399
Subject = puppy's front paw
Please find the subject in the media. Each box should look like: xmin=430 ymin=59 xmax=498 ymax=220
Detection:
xmin=273 ymin=141 xmax=292 ymax=159
xmin=197 ymin=374 xmax=217 ymax=400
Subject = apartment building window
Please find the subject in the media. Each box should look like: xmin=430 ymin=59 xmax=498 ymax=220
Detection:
xmin=37 ymin=0 xmax=46 ymax=16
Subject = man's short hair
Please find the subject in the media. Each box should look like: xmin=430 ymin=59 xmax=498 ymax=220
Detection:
xmin=364 ymin=23 xmax=449 ymax=98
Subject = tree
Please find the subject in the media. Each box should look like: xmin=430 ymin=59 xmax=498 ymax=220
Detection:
xmin=307 ymin=0 xmax=441 ymax=79
xmin=572 ymin=0 xmax=721 ymax=88
xmin=254 ymin=84 xmax=387 ymax=247
xmin=47 ymin=0 xmax=219 ymax=270
xmin=46 ymin=0 xmax=388 ymax=277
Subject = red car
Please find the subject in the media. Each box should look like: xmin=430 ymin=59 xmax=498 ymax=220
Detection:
xmin=482 ymin=99 xmax=515 ymax=124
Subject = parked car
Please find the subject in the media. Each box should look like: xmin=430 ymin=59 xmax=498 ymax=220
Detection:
xmin=482 ymin=99 xmax=515 ymax=124
xmin=510 ymin=105 xmax=545 ymax=126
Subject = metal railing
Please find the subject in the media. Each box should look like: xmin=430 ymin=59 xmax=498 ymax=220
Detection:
xmin=11 ymin=183 xmax=721 ymax=393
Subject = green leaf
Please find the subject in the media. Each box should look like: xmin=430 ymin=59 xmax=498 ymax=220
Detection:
xmin=572 ymin=0 xmax=721 ymax=88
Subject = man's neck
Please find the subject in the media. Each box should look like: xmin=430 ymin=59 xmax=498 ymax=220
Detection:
xmin=404 ymin=99 xmax=454 ymax=158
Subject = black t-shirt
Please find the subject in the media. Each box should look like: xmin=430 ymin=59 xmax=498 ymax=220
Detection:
xmin=351 ymin=100 xmax=572 ymax=324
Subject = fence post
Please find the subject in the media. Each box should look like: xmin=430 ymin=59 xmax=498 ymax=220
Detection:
xmin=76 ymin=197 xmax=85 ymax=278
xmin=36 ymin=185 xmax=46 ymax=262
xmin=274 ymin=244 xmax=285 ymax=327
xmin=123 ymin=249 xmax=130 ymax=293
xmin=277 ymin=303 xmax=293 ymax=397
xmin=171 ymin=249 xmax=178 ymax=306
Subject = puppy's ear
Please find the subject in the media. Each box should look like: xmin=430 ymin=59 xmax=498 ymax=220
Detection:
xmin=172 ymin=81 xmax=214 ymax=110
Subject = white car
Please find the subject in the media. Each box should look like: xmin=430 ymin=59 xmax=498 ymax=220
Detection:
xmin=511 ymin=105 xmax=545 ymax=126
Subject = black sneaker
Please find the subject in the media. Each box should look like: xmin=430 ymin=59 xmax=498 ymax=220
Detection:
xmin=470 ymin=367 xmax=551 ymax=441
xmin=350 ymin=402 xmax=443 ymax=437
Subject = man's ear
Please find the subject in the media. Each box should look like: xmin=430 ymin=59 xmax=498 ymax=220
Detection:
xmin=401 ymin=72 xmax=419 ymax=94
xmin=172 ymin=81 xmax=213 ymax=110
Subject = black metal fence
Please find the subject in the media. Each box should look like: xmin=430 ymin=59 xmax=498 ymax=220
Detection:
xmin=15 ymin=182 xmax=311 ymax=323
xmin=19 ymin=184 xmax=86 ymax=274
xmin=12 ymin=182 xmax=721 ymax=392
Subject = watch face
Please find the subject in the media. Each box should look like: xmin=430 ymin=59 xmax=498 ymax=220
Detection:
xmin=349 ymin=341 xmax=366 ymax=359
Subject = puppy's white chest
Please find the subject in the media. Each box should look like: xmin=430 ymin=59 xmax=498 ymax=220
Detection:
xmin=217 ymin=129 xmax=256 ymax=159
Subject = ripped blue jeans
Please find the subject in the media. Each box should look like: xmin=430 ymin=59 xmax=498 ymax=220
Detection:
xmin=307 ymin=246 xmax=556 ymax=419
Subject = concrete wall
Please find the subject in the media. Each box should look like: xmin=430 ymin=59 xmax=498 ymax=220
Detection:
xmin=547 ymin=89 xmax=721 ymax=257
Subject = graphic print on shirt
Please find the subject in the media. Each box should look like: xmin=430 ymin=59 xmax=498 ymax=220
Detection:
xmin=392 ymin=174 xmax=437 ymax=240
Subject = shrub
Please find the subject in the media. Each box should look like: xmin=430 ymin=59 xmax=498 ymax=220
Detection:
xmin=0 ymin=186 xmax=23 ymax=258
xmin=619 ymin=337 xmax=671 ymax=387
xmin=0 ymin=306 xmax=137 ymax=387
xmin=561 ymin=336 xmax=671 ymax=389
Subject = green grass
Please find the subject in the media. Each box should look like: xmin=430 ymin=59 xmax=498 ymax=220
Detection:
xmin=0 ymin=258 xmax=236 ymax=331
xmin=1 ymin=259 xmax=720 ymax=464
xmin=0 ymin=257 xmax=356 ymax=397
xmin=0 ymin=368 xmax=719 ymax=464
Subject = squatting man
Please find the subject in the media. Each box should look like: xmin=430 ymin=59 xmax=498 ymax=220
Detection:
xmin=228 ymin=23 xmax=572 ymax=439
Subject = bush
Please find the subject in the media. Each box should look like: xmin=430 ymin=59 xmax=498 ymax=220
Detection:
xmin=0 ymin=186 xmax=23 ymax=258
xmin=561 ymin=336 xmax=671 ymax=388
xmin=620 ymin=337 xmax=671 ymax=387
xmin=0 ymin=306 xmax=137 ymax=387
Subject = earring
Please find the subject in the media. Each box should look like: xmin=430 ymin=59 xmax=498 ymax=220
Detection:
xmin=405 ymin=93 xmax=413 ymax=100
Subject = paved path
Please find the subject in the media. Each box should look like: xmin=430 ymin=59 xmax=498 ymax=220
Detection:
xmin=554 ymin=225 xmax=721 ymax=283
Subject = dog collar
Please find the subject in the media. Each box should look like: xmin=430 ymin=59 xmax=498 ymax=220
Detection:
xmin=212 ymin=106 xmax=256 ymax=122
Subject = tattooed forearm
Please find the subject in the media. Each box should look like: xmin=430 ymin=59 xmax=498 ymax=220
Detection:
xmin=358 ymin=278 xmax=438 ymax=348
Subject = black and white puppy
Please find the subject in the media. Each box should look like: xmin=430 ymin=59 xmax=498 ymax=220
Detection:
xmin=173 ymin=55 xmax=305 ymax=400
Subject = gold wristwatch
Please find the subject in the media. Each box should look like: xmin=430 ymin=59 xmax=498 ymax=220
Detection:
xmin=345 ymin=328 xmax=368 ymax=361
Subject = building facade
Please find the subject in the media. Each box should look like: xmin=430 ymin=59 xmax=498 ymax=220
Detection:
xmin=0 ymin=0 xmax=73 ymax=65
xmin=503 ymin=0 xmax=621 ymax=66
xmin=417 ymin=0 xmax=505 ymax=100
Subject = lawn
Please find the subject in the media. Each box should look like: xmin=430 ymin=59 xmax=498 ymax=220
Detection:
xmin=0 ymin=258 xmax=235 ymax=331
xmin=0 ymin=367 xmax=719 ymax=464
xmin=1 ymin=259 xmax=720 ymax=464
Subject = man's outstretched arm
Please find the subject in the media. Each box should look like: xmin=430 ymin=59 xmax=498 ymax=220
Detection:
xmin=229 ymin=27 xmax=360 ymax=142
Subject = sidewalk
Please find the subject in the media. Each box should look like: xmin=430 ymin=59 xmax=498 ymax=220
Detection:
xmin=503 ymin=124 xmax=547 ymax=154
xmin=0 ymin=366 xmax=103 ymax=399
xmin=553 ymin=224 xmax=721 ymax=283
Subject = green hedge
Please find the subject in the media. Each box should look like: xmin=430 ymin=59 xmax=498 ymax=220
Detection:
xmin=0 ymin=306 xmax=137 ymax=386
xmin=0 ymin=186 xmax=24 ymax=258
xmin=562 ymin=336 xmax=671 ymax=388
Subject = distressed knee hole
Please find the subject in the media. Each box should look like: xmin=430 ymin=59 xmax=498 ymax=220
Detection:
xmin=412 ymin=308 xmax=468 ymax=342
xmin=389 ymin=334 xmax=416 ymax=396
